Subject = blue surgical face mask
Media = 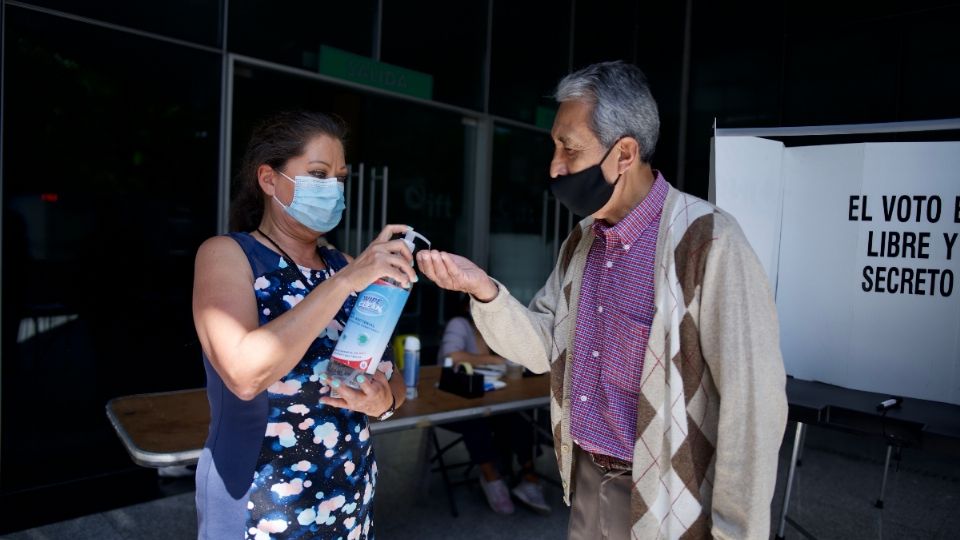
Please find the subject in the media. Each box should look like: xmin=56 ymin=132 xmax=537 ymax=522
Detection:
xmin=274 ymin=170 xmax=346 ymax=233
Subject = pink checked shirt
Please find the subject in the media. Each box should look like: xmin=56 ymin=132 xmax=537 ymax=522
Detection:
xmin=570 ymin=172 xmax=668 ymax=462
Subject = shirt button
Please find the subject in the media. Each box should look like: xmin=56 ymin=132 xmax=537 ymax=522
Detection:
xmin=606 ymin=261 xmax=613 ymax=268
xmin=580 ymin=395 xmax=588 ymax=402
xmin=562 ymin=444 xmax=570 ymax=453
xmin=624 ymin=244 xmax=631 ymax=251
xmin=597 ymin=306 xmax=604 ymax=313
xmin=592 ymin=350 xmax=599 ymax=358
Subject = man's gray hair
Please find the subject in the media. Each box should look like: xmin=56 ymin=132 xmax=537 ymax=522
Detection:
xmin=554 ymin=61 xmax=660 ymax=163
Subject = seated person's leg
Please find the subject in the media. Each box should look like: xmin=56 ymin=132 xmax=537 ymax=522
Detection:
xmin=441 ymin=419 xmax=514 ymax=514
xmin=490 ymin=413 xmax=539 ymax=477
xmin=442 ymin=419 xmax=497 ymax=476
xmin=491 ymin=413 xmax=552 ymax=515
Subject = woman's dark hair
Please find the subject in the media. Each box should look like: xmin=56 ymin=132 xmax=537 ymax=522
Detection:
xmin=230 ymin=110 xmax=348 ymax=232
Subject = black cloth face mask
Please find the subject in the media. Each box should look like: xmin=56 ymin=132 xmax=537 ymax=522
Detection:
xmin=549 ymin=138 xmax=623 ymax=217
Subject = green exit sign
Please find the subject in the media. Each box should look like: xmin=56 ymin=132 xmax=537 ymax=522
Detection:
xmin=319 ymin=46 xmax=433 ymax=100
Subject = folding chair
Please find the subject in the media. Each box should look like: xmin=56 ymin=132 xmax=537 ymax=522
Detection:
xmin=417 ymin=426 xmax=476 ymax=517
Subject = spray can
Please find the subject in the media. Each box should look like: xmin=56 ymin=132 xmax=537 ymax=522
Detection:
xmin=403 ymin=336 xmax=421 ymax=399
xmin=321 ymin=228 xmax=431 ymax=395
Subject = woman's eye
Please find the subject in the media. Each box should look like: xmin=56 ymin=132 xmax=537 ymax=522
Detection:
xmin=308 ymin=170 xmax=328 ymax=179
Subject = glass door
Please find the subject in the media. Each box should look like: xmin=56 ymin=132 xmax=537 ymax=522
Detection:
xmin=489 ymin=123 xmax=576 ymax=306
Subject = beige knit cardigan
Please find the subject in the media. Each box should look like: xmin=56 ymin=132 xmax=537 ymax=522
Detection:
xmin=472 ymin=186 xmax=788 ymax=539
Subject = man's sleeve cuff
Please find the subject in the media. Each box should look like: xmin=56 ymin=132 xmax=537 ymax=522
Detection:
xmin=470 ymin=279 xmax=511 ymax=315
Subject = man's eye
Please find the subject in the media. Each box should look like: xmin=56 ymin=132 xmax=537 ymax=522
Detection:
xmin=564 ymin=148 xmax=578 ymax=156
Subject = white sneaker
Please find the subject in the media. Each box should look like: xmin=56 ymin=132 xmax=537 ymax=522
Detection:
xmin=511 ymin=480 xmax=551 ymax=515
xmin=479 ymin=476 xmax=515 ymax=514
xmin=157 ymin=465 xmax=195 ymax=478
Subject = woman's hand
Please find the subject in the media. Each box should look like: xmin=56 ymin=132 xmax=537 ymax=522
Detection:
xmin=336 ymin=224 xmax=417 ymax=292
xmin=320 ymin=370 xmax=395 ymax=417
xmin=417 ymin=250 xmax=499 ymax=302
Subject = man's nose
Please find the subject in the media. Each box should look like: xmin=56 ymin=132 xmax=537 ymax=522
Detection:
xmin=549 ymin=156 xmax=568 ymax=179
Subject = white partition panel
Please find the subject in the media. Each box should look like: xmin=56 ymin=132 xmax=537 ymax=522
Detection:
xmin=713 ymin=135 xmax=960 ymax=405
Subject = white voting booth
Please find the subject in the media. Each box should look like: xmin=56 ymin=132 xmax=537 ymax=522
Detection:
xmin=710 ymin=121 xmax=960 ymax=406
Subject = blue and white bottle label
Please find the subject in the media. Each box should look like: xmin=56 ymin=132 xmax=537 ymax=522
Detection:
xmin=331 ymin=280 xmax=408 ymax=373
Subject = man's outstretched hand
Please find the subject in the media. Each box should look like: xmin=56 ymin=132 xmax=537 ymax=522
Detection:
xmin=416 ymin=250 xmax=499 ymax=302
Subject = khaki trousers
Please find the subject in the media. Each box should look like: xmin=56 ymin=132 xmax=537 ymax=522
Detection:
xmin=567 ymin=447 xmax=633 ymax=540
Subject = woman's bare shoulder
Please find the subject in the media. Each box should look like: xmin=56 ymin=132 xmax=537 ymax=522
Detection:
xmin=195 ymin=235 xmax=248 ymax=271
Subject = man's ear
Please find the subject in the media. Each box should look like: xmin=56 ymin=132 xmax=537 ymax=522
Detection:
xmin=258 ymin=165 xmax=280 ymax=197
xmin=615 ymin=137 xmax=641 ymax=175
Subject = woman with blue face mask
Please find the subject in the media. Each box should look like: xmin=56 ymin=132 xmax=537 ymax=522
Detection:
xmin=192 ymin=110 xmax=416 ymax=539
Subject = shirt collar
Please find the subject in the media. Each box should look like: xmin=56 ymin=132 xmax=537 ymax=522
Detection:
xmin=592 ymin=171 xmax=669 ymax=244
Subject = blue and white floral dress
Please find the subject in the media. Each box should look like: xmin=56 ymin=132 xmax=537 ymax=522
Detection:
xmin=196 ymin=232 xmax=382 ymax=540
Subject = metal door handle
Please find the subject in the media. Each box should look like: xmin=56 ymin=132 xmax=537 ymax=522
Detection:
xmin=348 ymin=163 xmax=393 ymax=254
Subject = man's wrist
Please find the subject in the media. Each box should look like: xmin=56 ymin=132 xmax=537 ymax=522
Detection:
xmin=470 ymin=278 xmax=499 ymax=303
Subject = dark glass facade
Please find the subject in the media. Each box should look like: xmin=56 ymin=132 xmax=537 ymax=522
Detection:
xmin=1 ymin=0 xmax=958 ymax=533
xmin=381 ymin=0 xmax=489 ymax=110
xmin=229 ymin=0 xmax=378 ymax=67
xmin=23 ymin=0 xmax=222 ymax=45
xmin=489 ymin=0 xmax=572 ymax=124
xmin=2 ymin=4 xmax=220 ymax=530
xmin=684 ymin=0 xmax=960 ymax=197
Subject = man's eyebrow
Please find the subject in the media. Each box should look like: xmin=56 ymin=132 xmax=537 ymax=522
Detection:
xmin=557 ymin=135 xmax=587 ymax=148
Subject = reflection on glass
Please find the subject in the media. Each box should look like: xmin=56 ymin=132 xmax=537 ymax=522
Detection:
xmin=572 ymin=0 xmax=639 ymax=69
xmin=381 ymin=0 xmax=488 ymax=110
xmin=229 ymin=0 xmax=376 ymax=70
xmin=784 ymin=23 xmax=898 ymax=126
xmin=489 ymin=124 xmax=574 ymax=305
xmin=490 ymin=0 xmax=571 ymax=124
xmin=2 ymin=7 xmax=220 ymax=495
xmin=898 ymin=6 xmax=960 ymax=120
xmin=21 ymin=0 xmax=221 ymax=46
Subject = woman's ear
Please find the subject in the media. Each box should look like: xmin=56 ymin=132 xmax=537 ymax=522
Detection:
xmin=257 ymin=164 xmax=280 ymax=197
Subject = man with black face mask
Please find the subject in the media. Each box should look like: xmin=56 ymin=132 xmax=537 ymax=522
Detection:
xmin=418 ymin=61 xmax=787 ymax=540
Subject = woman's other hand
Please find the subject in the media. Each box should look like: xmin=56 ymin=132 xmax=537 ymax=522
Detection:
xmin=336 ymin=224 xmax=417 ymax=292
xmin=320 ymin=370 xmax=394 ymax=417
xmin=417 ymin=250 xmax=498 ymax=302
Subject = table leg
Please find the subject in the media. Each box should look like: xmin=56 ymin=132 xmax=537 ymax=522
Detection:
xmin=796 ymin=421 xmax=808 ymax=467
xmin=874 ymin=445 xmax=893 ymax=509
xmin=518 ymin=408 xmax=561 ymax=487
xmin=776 ymin=421 xmax=806 ymax=540
xmin=517 ymin=410 xmax=554 ymax=441
xmin=415 ymin=428 xmax=432 ymax=499
xmin=431 ymin=427 xmax=459 ymax=517
xmin=531 ymin=408 xmax=539 ymax=475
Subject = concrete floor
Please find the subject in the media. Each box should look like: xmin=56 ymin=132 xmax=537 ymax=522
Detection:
xmin=3 ymin=423 xmax=958 ymax=539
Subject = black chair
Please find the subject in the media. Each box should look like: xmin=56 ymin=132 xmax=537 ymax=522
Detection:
xmin=425 ymin=426 xmax=476 ymax=517
xmin=424 ymin=405 xmax=557 ymax=518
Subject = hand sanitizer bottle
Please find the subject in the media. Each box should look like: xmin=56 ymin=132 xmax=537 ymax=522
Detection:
xmin=321 ymin=228 xmax=431 ymax=395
